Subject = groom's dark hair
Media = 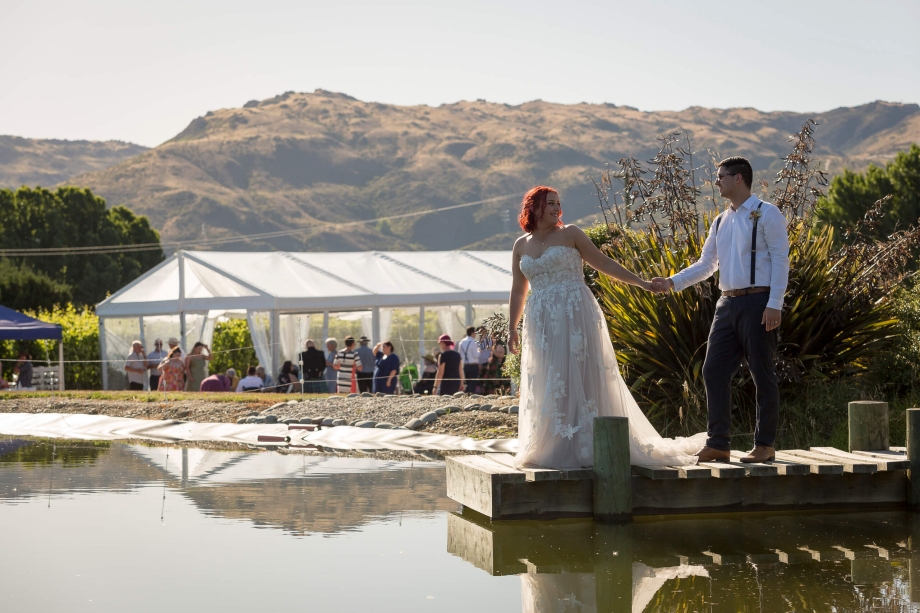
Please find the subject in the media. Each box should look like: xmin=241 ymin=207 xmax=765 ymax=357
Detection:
xmin=717 ymin=156 xmax=753 ymax=189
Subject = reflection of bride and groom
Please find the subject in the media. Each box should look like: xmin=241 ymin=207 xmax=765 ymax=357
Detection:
xmin=509 ymin=156 xmax=789 ymax=469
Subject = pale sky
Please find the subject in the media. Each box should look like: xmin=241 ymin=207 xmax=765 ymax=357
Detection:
xmin=2 ymin=0 xmax=918 ymax=147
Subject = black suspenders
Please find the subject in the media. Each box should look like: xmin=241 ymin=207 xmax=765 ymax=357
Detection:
xmin=750 ymin=201 xmax=763 ymax=287
xmin=713 ymin=200 xmax=764 ymax=287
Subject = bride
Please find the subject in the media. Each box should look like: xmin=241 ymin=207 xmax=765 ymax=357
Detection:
xmin=509 ymin=186 xmax=705 ymax=469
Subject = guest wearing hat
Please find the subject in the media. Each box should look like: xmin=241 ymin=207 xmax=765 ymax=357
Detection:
xmin=166 ymin=337 xmax=186 ymax=359
xmin=355 ymin=335 xmax=376 ymax=393
xmin=124 ymin=341 xmax=147 ymax=391
xmin=432 ymin=334 xmax=464 ymax=396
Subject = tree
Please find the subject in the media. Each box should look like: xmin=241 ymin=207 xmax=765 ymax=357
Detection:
xmin=0 ymin=259 xmax=71 ymax=312
xmin=821 ymin=143 xmax=920 ymax=238
xmin=0 ymin=186 xmax=163 ymax=307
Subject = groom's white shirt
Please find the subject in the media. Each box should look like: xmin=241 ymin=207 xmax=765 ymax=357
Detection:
xmin=669 ymin=195 xmax=790 ymax=310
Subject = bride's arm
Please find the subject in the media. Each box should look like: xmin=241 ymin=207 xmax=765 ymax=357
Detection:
xmin=570 ymin=226 xmax=652 ymax=291
xmin=508 ymin=239 xmax=529 ymax=355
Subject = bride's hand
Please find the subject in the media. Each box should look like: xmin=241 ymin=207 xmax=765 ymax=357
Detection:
xmin=637 ymin=279 xmax=654 ymax=292
xmin=509 ymin=329 xmax=520 ymax=355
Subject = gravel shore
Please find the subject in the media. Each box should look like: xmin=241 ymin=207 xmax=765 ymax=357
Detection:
xmin=0 ymin=393 xmax=519 ymax=440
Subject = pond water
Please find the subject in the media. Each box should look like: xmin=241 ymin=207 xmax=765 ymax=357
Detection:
xmin=2 ymin=438 xmax=919 ymax=612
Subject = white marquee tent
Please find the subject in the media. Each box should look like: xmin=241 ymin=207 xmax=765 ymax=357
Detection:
xmin=96 ymin=250 xmax=513 ymax=390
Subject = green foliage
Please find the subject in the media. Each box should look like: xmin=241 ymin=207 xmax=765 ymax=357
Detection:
xmin=868 ymin=283 xmax=920 ymax=394
xmin=0 ymin=304 xmax=101 ymax=389
xmin=210 ymin=319 xmax=258 ymax=375
xmin=0 ymin=258 xmax=71 ymax=311
xmin=0 ymin=186 xmax=163 ymax=308
xmin=820 ymin=143 xmax=920 ymax=238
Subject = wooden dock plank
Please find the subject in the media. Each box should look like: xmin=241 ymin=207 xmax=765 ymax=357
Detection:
xmin=774 ymin=549 xmax=815 ymax=564
xmin=784 ymin=449 xmax=877 ymax=474
xmin=632 ymin=464 xmax=680 ymax=480
xmin=697 ymin=462 xmax=746 ymax=478
xmin=728 ymin=451 xmax=780 ymax=476
xmin=774 ymin=451 xmax=844 ymax=475
xmin=674 ymin=465 xmax=713 ymax=479
xmin=847 ymin=449 xmax=910 ymax=470
xmin=812 ymin=447 xmax=906 ymax=471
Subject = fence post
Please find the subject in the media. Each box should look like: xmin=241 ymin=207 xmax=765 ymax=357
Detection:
xmin=908 ymin=409 xmax=920 ymax=510
xmin=849 ymin=400 xmax=889 ymax=452
xmin=593 ymin=416 xmax=632 ymax=522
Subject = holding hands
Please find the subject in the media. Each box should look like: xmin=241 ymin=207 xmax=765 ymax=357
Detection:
xmin=648 ymin=277 xmax=674 ymax=294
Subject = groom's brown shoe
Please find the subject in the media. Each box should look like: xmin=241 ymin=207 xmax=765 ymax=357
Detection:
xmin=739 ymin=446 xmax=775 ymax=463
xmin=694 ymin=446 xmax=730 ymax=463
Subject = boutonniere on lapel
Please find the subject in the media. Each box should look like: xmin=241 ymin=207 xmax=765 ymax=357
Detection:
xmin=749 ymin=209 xmax=762 ymax=221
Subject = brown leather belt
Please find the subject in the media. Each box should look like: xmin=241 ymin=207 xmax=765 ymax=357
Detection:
xmin=722 ymin=286 xmax=770 ymax=297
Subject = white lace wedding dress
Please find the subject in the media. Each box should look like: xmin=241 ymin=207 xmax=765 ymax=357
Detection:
xmin=515 ymin=245 xmax=706 ymax=469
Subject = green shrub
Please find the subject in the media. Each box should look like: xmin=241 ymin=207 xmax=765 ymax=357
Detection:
xmin=210 ymin=319 xmax=258 ymax=375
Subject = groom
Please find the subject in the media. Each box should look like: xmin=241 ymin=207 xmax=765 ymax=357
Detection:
xmin=652 ymin=157 xmax=789 ymax=464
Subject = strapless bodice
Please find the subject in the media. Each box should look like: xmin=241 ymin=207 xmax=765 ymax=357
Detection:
xmin=519 ymin=245 xmax=584 ymax=292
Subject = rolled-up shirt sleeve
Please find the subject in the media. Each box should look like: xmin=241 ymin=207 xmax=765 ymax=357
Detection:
xmin=669 ymin=217 xmax=720 ymax=292
xmin=764 ymin=207 xmax=790 ymax=310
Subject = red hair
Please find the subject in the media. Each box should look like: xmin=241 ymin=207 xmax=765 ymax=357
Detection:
xmin=518 ymin=186 xmax=562 ymax=233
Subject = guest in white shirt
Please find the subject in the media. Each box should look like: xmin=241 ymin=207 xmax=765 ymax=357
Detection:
xmin=124 ymin=341 xmax=147 ymax=391
xmin=457 ymin=326 xmax=481 ymax=393
xmin=236 ymin=366 xmax=265 ymax=392
xmin=653 ymin=156 xmax=789 ymax=465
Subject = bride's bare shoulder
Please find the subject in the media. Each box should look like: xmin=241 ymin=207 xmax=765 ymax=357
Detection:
xmin=512 ymin=234 xmax=530 ymax=252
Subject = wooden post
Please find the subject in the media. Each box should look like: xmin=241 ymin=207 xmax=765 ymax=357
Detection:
xmin=910 ymin=512 xmax=920 ymax=602
xmin=593 ymin=416 xmax=631 ymax=522
xmin=849 ymin=401 xmax=889 ymax=452
xmin=908 ymin=409 xmax=920 ymax=510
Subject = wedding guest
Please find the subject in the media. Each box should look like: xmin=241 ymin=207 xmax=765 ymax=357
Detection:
xmin=225 ymin=368 xmax=239 ymax=391
xmin=157 ymin=346 xmax=186 ymax=392
xmin=479 ymin=343 xmax=510 ymax=394
xmin=324 ymin=338 xmax=338 ymax=393
xmin=146 ymin=338 xmax=168 ymax=391
xmin=433 ymin=334 xmax=463 ymax=396
xmin=13 ymin=351 xmax=33 ymax=389
xmin=236 ymin=366 xmax=264 ymax=392
xmin=299 ymin=340 xmax=328 ymax=394
xmin=185 ymin=342 xmax=212 ymax=392
xmin=255 ymin=365 xmax=273 ymax=391
xmin=277 ymin=361 xmax=299 ymax=393
xmin=412 ymin=353 xmax=437 ymax=395
xmin=166 ymin=337 xmax=185 ymax=359
xmin=355 ymin=336 xmax=376 ymax=393
xmin=372 ymin=341 xmax=400 ymax=395
xmin=200 ymin=373 xmax=231 ymax=392
xmin=333 ymin=336 xmax=362 ymax=394
xmin=124 ymin=341 xmax=147 ymax=391
xmin=457 ymin=326 xmax=481 ymax=393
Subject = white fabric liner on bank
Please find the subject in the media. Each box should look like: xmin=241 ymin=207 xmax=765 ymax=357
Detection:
xmin=0 ymin=413 xmax=518 ymax=454
xmin=95 ymin=250 xmax=512 ymax=389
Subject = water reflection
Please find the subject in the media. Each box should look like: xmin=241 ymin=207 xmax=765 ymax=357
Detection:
xmin=4 ymin=438 xmax=920 ymax=611
xmin=448 ymin=509 xmax=920 ymax=612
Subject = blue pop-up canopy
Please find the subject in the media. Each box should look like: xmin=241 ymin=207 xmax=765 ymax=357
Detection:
xmin=0 ymin=305 xmax=64 ymax=391
xmin=0 ymin=306 xmax=62 ymax=341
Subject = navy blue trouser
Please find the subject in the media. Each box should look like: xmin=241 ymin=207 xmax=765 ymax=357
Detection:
xmin=702 ymin=293 xmax=779 ymax=451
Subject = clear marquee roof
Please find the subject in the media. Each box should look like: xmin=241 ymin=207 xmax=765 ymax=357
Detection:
xmin=96 ymin=250 xmax=514 ymax=317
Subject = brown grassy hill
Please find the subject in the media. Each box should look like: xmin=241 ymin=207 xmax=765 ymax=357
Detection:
xmin=0 ymin=135 xmax=147 ymax=188
xmin=68 ymin=91 xmax=920 ymax=251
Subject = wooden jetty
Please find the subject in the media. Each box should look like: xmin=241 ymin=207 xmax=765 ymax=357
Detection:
xmin=446 ymin=402 xmax=920 ymax=520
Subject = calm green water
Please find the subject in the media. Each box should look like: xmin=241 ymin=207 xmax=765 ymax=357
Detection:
xmin=1 ymin=438 xmax=918 ymax=612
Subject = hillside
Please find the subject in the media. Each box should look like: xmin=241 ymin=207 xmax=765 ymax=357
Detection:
xmin=57 ymin=93 xmax=920 ymax=251
xmin=0 ymin=136 xmax=147 ymax=188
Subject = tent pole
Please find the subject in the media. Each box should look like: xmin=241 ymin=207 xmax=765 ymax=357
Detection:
xmin=465 ymin=302 xmax=473 ymax=327
xmin=322 ymin=311 xmax=329 ymax=343
xmin=58 ymin=340 xmax=64 ymax=392
xmin=372 ymin=307 xmax=380 ymax=344
xmin=418 ymin=306 xmax=425 ymax=373
xmin=271 ymin=309 xmax=280 ymax=386
xmin=99 ymin=317 xmax=109 ymax=391
xmin=178 ymin=249 xmax=186 ymax=351
xmin=138 ymin=316 xmax=147 ymax=391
